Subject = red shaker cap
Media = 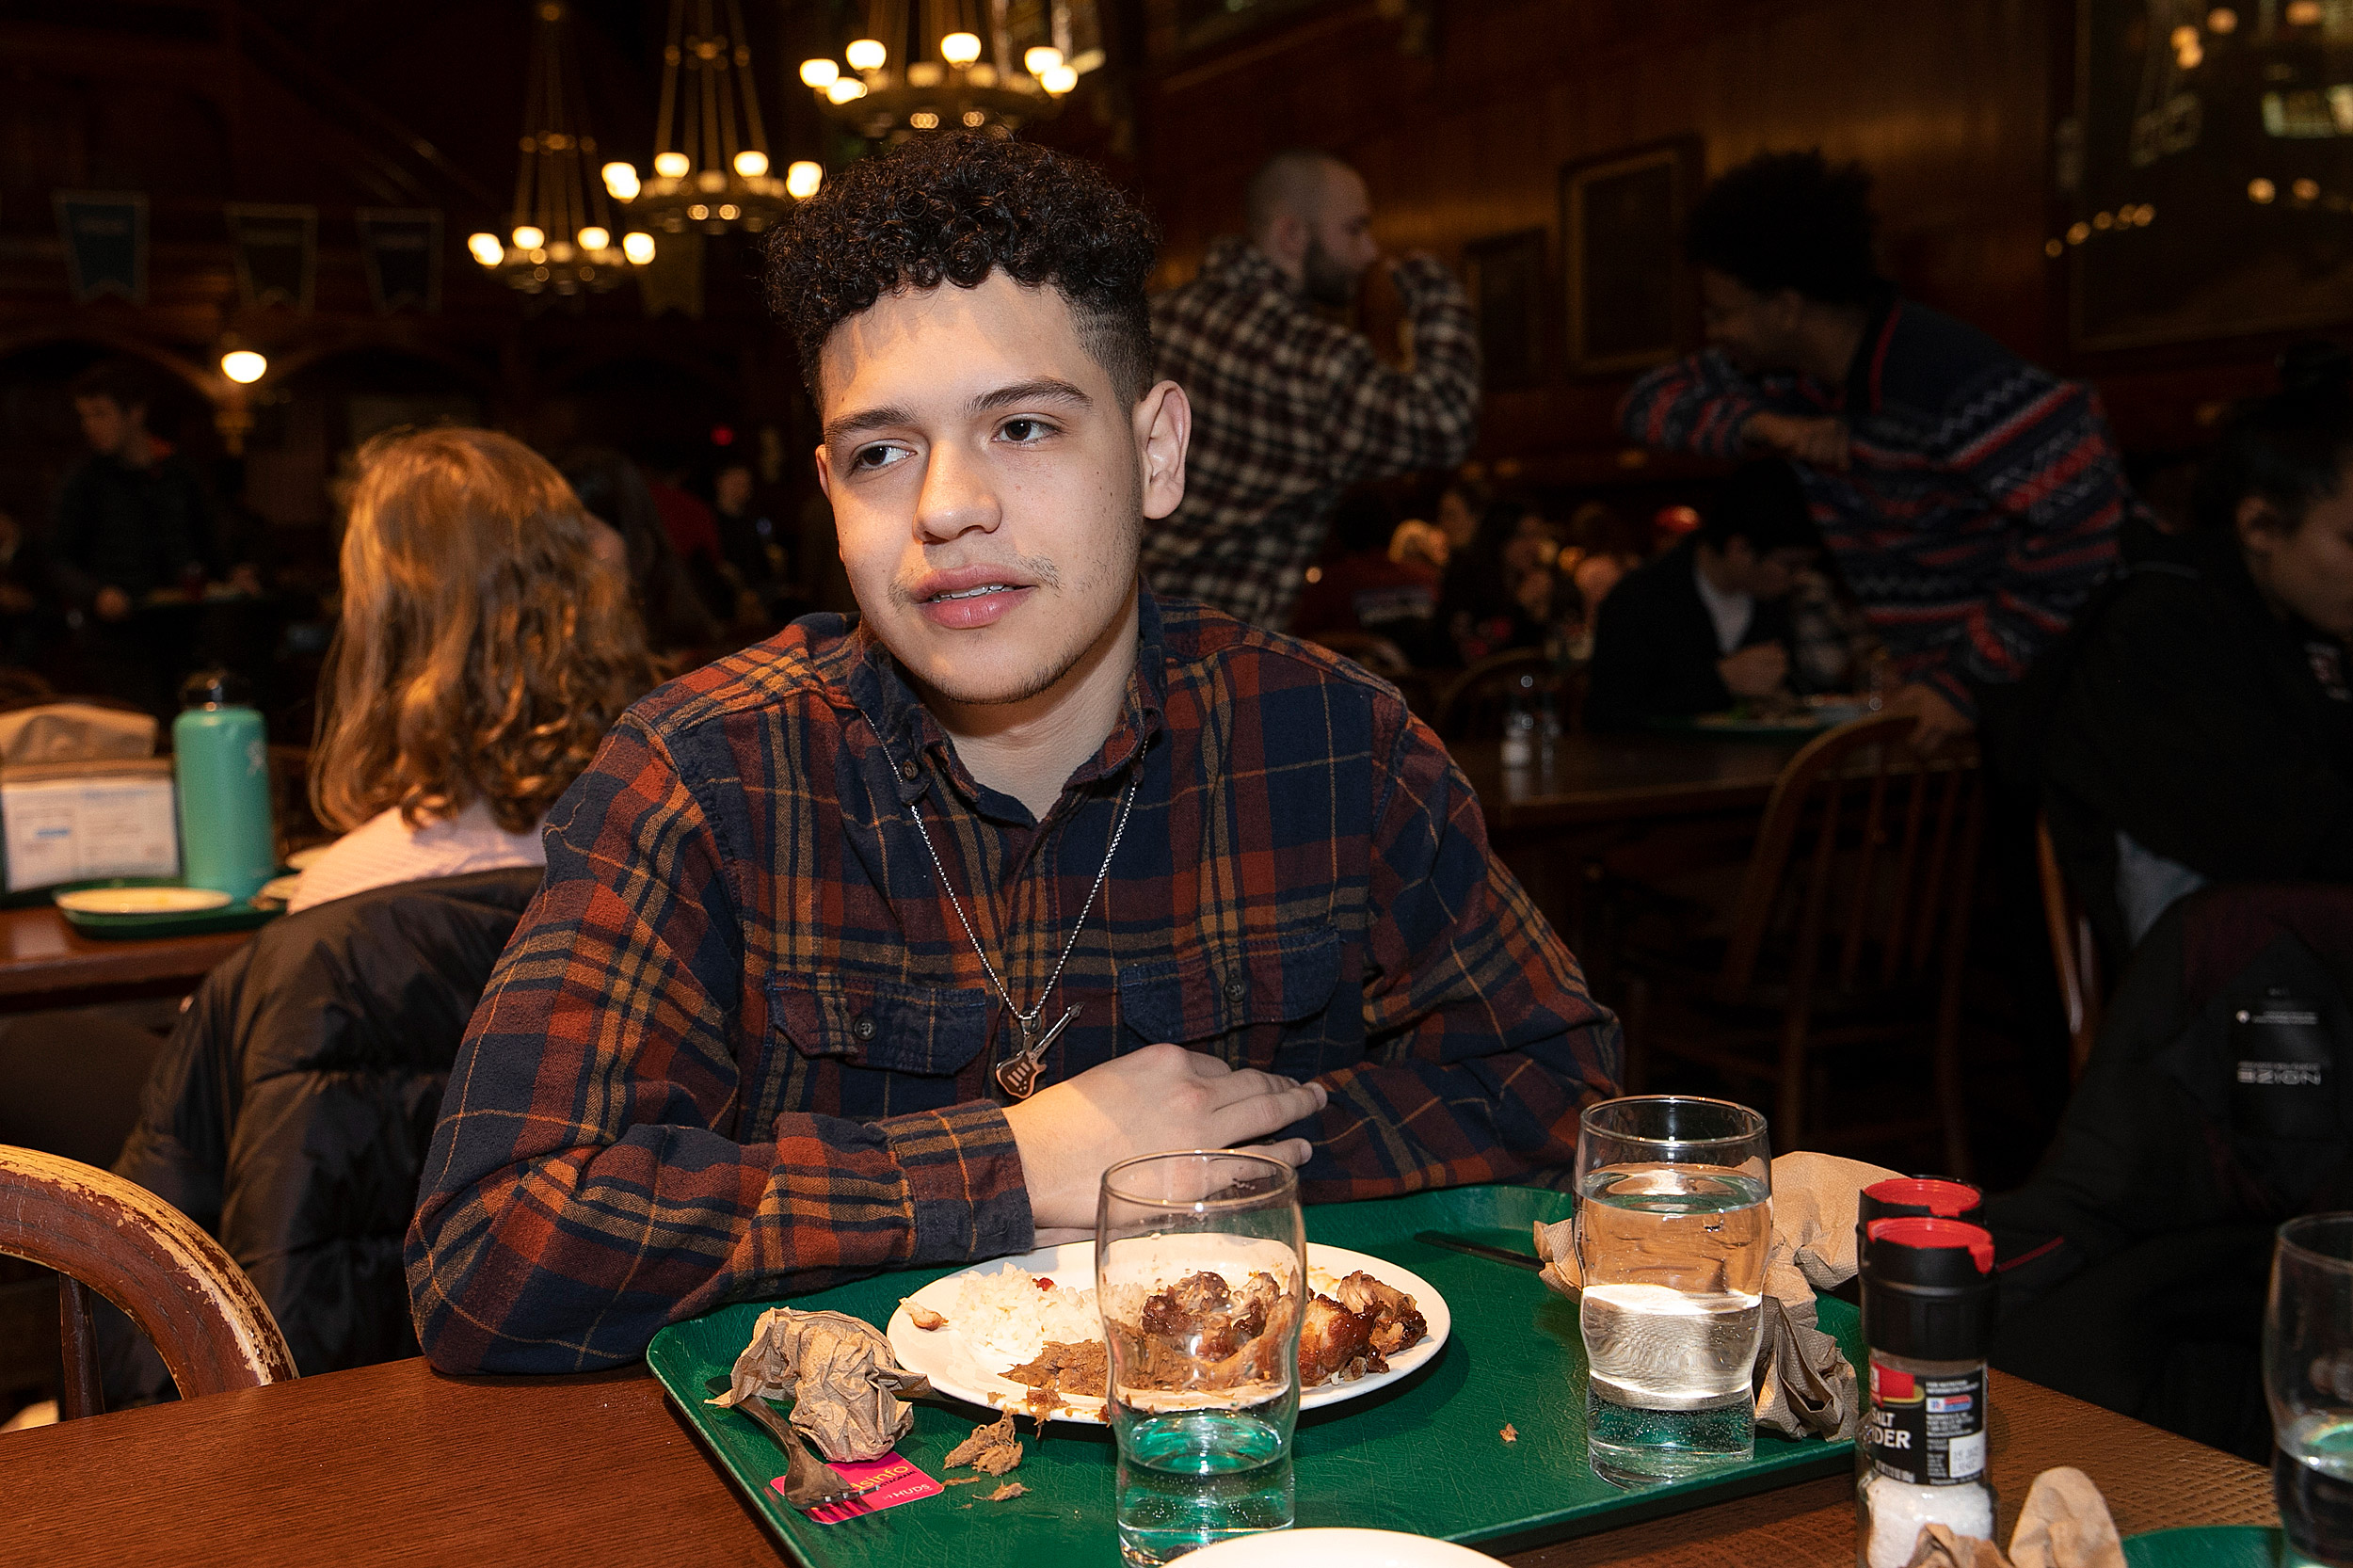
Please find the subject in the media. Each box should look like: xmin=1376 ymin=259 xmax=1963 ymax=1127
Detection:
xmin=1863 ymin=1176 xmax=1981 ymax=1217
xmin=1866 ymin=1216 xmax=1995 ymax=1273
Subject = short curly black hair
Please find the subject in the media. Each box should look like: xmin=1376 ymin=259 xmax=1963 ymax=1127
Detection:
xmin=1685 ymin=151 xmax=1881 ymax=305
xmin=765 ymin=133 xmax=1160 ymax=405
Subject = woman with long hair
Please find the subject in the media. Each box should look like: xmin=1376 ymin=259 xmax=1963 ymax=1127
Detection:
xmin=291 ymin=427 xmax=651 ymax=912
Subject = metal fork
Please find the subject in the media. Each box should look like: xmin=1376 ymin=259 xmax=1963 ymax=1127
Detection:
xmin=729 ymin=1396 xmax=885 ymax=1512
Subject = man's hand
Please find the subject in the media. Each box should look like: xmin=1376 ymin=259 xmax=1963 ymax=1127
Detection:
xmin=1718 ymin=643 xmax=1789 ymax=698
xmin=93 ymin=585 xmax=132 ymax=621
xmin=1882 ymin=682 xmax=1974 ymax=754
xmin=1743 ymin=410 xmax=1850 ymax=471
xmin=1002 ymin=1042 xmax=1329 ymax=1240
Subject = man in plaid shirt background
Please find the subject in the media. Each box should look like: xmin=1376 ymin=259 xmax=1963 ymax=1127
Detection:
xmin=408 ymin=135 xmax=1617 ymax=1375
xmin=1143 ymin=149 xmax=1483 ymax=630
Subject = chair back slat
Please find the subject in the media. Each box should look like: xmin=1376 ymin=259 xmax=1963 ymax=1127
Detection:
xmin=1836 ymin=766 xmax=1895 ymax=992
xmin=1721 ymin=714 xmax=1983 ymax=1006
xmin=0 ymin=1144 xmax=296 ymax=1415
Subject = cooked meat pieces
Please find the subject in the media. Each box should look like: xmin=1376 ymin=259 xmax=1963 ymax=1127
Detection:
xmin=1333 ymin=1270 xmax=1428 ymax=1358
xmin=1138 ymin=1271 xmax=1280 ymax=1361
xmin=943 ymin=1413 xmax=1021 ymax=1474
xmin=1297 ymin=1292 xmax=1374 ymax=1386
xmin=1000 ymin=1338 xmax=1108 ymax=1397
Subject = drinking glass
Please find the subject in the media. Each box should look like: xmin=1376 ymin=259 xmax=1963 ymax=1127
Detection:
xmin=1575 ymin=1095 xmax=1773 ymax=1481
xmin=1096 ymin=1151 xmax=1306 ymax=1567
xmin=2267 ymin=1213 xmax=2353 ymax=1566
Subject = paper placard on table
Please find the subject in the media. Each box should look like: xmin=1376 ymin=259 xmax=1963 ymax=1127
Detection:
xmin=0 ymin=760 xmax=179 ymax=893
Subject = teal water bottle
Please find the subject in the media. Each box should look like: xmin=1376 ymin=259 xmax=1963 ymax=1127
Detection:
xmin=173 ymin=671 xmax=275 ymax=903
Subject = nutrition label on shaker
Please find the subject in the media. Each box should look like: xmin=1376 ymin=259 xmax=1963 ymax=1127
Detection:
xmin=1865 ymin=1356 xmax=1986 ymax=1485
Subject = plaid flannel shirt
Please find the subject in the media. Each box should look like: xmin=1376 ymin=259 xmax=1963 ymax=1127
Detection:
xmin=408 ymin=590 xmax=1619 ymax=1373
xmin=1142 ymin=239 xmax=1481 ymax=630
xmin=1618 ymin=296 xmax=2128 ymax=718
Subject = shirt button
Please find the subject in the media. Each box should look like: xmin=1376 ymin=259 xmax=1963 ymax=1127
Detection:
xmin=898 ymin=760 xmax=919 ymax=781
xmin=852 ymin=1015 xmax=877 ymax=1041
xmin=1223 ymin=977 xmax=1245 ymax=1002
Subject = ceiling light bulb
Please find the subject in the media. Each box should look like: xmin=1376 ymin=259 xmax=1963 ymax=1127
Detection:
xmin=786 ymin=160 xmax=823 ymax=199
xmin=219 ymin=349 xmax=266 ymax=385
xmin=511 ymin=224 xmax=545 ymax=249
xmin=1042 ymin=63 xmax=1078 ymax=93
xmin=1024 ymin=45 xmax=1062 ymax=75
xmin=845 ymin=38 xmax=886 ymax=71
xmin=732 ymin=149 xmax=769 ymax=178
xmin=940 ymin=31 xmax=982 ymax=65
xmin=799 ymin=57 xmax=840 ymax=88
xmin=827 ymin=76 xmax=867 ymax=103
xmin=467 ymin=232 xmax=504 ymax=267
xmin=577 ymin=226 xmax=610 ymax=251
xmin=600 ymin=161 xmax=639 ymax=200
xmin=621 ymin=231 xmax=655 ymax=264
xmin=653 ymin=151 xmax=691 ymax=179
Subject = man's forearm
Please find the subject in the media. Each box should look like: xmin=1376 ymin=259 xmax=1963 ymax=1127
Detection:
xmin=406 ymin=1099 xmax=1028 ymax=1373
xmin=1617 ymin=351 xmax=1766 ymax=459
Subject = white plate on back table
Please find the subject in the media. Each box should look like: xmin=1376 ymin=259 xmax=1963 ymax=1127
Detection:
xmin=885 ymin=1240 xmax=1449 ymax=1426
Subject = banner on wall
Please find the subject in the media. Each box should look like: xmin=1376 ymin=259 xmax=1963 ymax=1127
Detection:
xmin=225 ymin=203 xmax=317 ymax=311
xmin=354 ymin=209 xmax=442 ymax=313
xmin=53 ymin=192 xmax=149 ymax=304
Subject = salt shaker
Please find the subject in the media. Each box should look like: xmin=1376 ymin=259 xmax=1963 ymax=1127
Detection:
xmin=1856 ymin=1217 xmax=1998 ymax=1568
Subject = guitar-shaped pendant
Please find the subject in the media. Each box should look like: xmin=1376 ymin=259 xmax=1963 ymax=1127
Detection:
xmin=994 ymin=1003 xmax=1082 ymax=1100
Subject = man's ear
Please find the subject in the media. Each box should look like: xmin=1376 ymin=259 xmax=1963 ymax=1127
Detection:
xmin=2236 ymin=493 xmax=2285 ymax=554
xmin=812 ymin=443 xmax=834 ymax=502
xmin=1135 ymin=379 xmax=1191 ymax=522
xmin=1261 ymin=211 xmax=1309 ymax=275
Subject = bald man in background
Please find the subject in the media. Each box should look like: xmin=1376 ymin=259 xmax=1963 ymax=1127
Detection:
xmin=1144 ymin=149 xmax=1481 ymax=629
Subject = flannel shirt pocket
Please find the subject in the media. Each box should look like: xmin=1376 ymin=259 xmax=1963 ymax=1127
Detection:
xmin=770 ymin=973 xmax=991 ymax=1078
xmin=1116 ymin=928 xmax=1342 ymax=1065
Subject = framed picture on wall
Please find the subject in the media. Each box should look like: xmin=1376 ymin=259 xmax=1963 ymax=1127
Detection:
xmin=2070 ymin=0 xmax=2353 ymax=349
xmin=1461 ymin=228 xmax=1546 ymax=392
xmin=1560 ymin=136 xmax=1704 ymax=375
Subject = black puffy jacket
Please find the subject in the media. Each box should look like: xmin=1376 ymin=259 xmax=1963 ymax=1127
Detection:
xmin=109 ymin=868 xmax=541 ymax=1398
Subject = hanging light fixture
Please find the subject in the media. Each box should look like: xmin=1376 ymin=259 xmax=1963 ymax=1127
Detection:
xmin=468 ymin=1 xmax=643 ymax=296
xmin=798 ymin=0 xmax=1107 ymax=141
xmin=607 ymin=0 xmax=792 ymax=236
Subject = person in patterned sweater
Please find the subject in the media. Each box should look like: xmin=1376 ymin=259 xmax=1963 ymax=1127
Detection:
xmin=1618 ymin=152 xmax=2133 ymax=754
xmin=1144 ymin=149 xmax=1481 ymax=630
xmin=406 ymin=134 xmax=1617 ymax=1374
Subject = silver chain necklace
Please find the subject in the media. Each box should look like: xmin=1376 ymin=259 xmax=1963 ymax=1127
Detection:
xmin=905 ymin=769 xmax=1141 ymax=1100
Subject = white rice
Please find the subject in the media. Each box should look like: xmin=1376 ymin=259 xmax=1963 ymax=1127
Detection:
xmin=949 ymin=1266 xmax=1101 ymax=1367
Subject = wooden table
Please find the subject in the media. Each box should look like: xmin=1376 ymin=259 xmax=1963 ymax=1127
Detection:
xmin=0 ymin=1357 xmax=2274 ymax=1566
xmin=1455 ymin=733 xmax=1803 ymax=834
xmin=1454 ymin=733 xmax=1803 ymax=957
xmin=0 ymin=904 xmax=255 ymax=1012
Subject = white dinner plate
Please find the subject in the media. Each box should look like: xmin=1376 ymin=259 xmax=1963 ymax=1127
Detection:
xmin=1182 ymin=1528 xmax=1506 ymax=1567
xmin=886 ymin=1240 xmax=1449 ymax=1426
xmin=53 ymin=886 xmax=232 ymax=915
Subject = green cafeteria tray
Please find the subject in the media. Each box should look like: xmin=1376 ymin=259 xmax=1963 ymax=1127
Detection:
xmin=648 ymin=1184 xmax=1866 ymax=1567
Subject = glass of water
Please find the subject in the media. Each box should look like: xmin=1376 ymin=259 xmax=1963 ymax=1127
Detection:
xmin=2267 ymin=1213 xmax=2353 ymax=1566
xmin=1575 ymin=1095 xmax=1773 ymax=1482
xmin=1096 ymin=1150 xmax=1306 ymax=1566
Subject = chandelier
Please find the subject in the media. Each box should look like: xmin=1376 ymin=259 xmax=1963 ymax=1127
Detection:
xmin=797 ymin=0 xmax=1105 ymax=141
xmin=468 ymin=1 xmax=646 ymax=295
xmin=603 ymin=0 xmax=819 ymax=235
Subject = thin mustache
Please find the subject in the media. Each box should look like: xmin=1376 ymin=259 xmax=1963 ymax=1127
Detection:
xmin=893 ymin=554 xmax=1062 ymax=603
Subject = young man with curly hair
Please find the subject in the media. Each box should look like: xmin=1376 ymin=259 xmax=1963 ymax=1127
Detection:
xmin=408 ymin=134 xmax=1619 ymax=1374
xmin=1618 ymin=151 xmax=2135 ymax=755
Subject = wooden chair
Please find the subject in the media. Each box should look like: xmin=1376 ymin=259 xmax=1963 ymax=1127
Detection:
xmin=0 ymin=1144 xmax=296 ymax=1418
xmin=2035 ymin=813 xmax=2105 ymax=1081
xmin=1434 ymin=648 xmax=1577 ymax=742
xmin=1616 ymin=713 xmax=1985 ymax=1175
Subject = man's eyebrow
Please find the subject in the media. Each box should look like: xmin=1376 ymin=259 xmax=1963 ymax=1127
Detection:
xmin=822 ymin=404 xmax=918 ymax=445
xmin=970 ymin=377 xmax=1092 ymax=415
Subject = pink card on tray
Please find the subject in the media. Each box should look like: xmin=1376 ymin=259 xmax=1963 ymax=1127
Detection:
xmin=793 ymin=1453 xmax=944 ymax=1523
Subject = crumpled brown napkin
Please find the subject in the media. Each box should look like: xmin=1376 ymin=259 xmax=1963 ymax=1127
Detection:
xmin=709 ymin=1305 xmax=933 ymax=1462
xmin=1533 ymin=1150 xmax=1900 ymax=1441
xmin=1903 ymin=1467 xmax=2125 ymax=1568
